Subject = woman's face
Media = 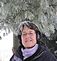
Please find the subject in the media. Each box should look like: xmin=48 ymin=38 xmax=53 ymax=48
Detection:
xmin=21 ymin=26 xmax=37 ymax=48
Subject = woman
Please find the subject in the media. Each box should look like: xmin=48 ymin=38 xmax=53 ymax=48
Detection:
xmin=10 ymin=19 xmax=57 ymax=61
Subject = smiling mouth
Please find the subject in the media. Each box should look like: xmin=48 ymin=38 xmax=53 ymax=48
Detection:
xmin=25 ymin=40 xmax=32 ymax=42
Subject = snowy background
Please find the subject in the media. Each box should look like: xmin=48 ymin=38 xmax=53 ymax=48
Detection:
xmin=0 ymin=31 xmax=13 ymax=61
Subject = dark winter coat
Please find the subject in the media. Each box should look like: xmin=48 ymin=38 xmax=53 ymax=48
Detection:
xmin=10 ymin=44 xmax=57 ymax=61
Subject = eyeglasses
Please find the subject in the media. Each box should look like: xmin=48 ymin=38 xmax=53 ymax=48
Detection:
xmin=21 ymin=32 xmax=36 ymax=37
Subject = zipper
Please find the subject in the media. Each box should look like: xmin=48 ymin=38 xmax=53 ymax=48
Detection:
xmin=30 ymin=51 xmax=46 ymax=61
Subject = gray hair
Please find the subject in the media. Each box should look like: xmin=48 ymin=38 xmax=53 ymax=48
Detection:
xmin=18 ymin=20 xmax=39 ymax=35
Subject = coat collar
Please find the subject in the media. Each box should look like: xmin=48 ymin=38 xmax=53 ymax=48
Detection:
xmin=15 ymin=44 xmax=46 ymax=61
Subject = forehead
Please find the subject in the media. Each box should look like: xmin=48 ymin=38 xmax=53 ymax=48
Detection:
xmin=22 ymin=26 xmax=35 ymax=33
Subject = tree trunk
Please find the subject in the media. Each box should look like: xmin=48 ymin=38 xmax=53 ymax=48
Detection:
xmin=13 ymin=34 xmax=19 ymax=53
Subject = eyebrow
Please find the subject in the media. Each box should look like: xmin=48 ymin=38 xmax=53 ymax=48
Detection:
xmin=22 ymin=30 xmax=34 ymax=33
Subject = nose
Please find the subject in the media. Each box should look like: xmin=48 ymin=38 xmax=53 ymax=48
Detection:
xmin=25 ymin=33 xmax=31 ymax=39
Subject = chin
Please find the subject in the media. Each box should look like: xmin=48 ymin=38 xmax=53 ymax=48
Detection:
xmin=25 ymin=45 xmax=35 ymax=48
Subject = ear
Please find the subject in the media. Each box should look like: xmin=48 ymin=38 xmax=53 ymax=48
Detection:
xmin=38 ymin=34 xmax=40 ymax=39
xmin=37 ymin=31 xmax=41 ymax=39
xmin=36 ymin=32 xmax=41 ymax=42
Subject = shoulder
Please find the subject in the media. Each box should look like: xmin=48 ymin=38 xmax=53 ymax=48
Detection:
xmin=34 ymin=44 xmax=57 ymax=61
xmin=10 ymin=55 xmax=14 ymax=61
xmin=10 ymin=46 xmax=23 ymax=61
xmin=10 ymin=55 xmax=22 ymax=61
xmin=40 ymin=45 xmax=57 ymax=61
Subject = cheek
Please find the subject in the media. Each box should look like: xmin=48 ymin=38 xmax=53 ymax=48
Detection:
xmin=33 ymin=34 xmax=36 ymax=40
xmin=21 ymin=36 xmax=25 ymax=44
xmin=33 ymin=35 xmax=37 ymax=42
